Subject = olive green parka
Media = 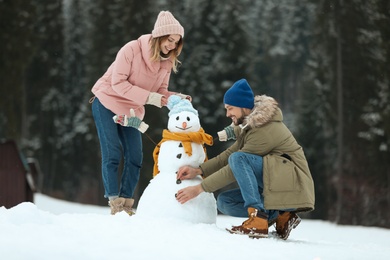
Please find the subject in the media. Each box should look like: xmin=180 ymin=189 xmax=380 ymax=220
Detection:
xmin=200 ymin=95 xmax=315 ymax=212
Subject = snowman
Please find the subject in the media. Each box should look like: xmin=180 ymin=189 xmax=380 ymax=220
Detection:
xmin=136 ymin=95 xmax=217 ymax=224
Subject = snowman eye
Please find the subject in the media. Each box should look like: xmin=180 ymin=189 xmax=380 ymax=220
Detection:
xmin=187 ymin=117 xmax=190 ymax=121
xmin=176 ymin=116 xmax=179 ymax=120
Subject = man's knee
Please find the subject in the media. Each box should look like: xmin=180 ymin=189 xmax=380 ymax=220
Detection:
xmin=228 ymin=151 xmax=246 ymax=165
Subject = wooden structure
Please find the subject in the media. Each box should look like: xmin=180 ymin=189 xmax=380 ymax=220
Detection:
xmin=0 ymin=140 xmax=39 ymax=208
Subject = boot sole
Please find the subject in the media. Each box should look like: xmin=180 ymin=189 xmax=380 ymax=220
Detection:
xmin=280 ymin=215 xmax=301 ymax=240
xmin=248 ymin=233 xmax=268 ymax=239
xmin=226 ymin=228 xmax=268 ymax=239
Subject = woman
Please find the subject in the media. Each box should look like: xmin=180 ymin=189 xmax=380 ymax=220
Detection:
xmin=91 ymin=11 xmax=189 ymax=215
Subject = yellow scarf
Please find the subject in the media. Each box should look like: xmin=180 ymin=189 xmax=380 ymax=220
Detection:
xmin=153 ymin=128 xmax=213 ymax=177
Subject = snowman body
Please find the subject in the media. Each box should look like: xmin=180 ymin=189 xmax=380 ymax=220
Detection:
xmin=136 ymin=98 xmax=217 ymax=224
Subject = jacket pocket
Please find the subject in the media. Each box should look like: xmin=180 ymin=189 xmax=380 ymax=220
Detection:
xmin=264 ymin=154 xmax=300 ymax=192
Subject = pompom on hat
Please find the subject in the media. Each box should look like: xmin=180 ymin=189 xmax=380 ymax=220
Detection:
xmin=152 ymin=11 xmax=184 ymax=38
xmin=167 ymin=95 xmax=198 ymax=117
xmin=224 ymin=79 xmax=255 ymax=109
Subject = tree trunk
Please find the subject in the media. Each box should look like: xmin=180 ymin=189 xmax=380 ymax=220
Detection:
xmin=335 ymin=0 xmax=344 ymax=223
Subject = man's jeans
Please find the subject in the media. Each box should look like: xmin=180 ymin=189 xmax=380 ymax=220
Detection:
xmin=216 ymin=152 xmax=278 ymax=221
xmin=92 ymin=98 xmax=142 ymax=199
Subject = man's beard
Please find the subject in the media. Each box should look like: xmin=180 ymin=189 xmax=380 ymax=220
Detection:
xmin=235 ymin=115 xmax=245 ymax=125
xmin=231 ymin=108 xmax=248 ymax=125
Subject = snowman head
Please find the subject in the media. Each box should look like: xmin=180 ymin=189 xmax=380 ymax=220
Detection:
xmin=167 ymin=95 xmax=201 ymax=133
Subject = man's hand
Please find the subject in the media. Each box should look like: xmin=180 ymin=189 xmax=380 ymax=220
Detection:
xmin=177 ymin=166 xmax=202 ymax=181
xmin=176 ymin=184 xmax=204 ymax=204
xmin=217 ymin=124 xmax=236 ymax=141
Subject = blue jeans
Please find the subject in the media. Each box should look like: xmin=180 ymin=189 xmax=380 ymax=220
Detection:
xmin=92 ymin=98 xmax=142 ymax=199
xmin=216 ymin=152 xmax=278 ymax=221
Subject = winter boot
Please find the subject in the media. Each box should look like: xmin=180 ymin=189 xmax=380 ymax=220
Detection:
xmin=109 ymin=197 xmax=125 ymax=215
xmin=275 ymin=212 xmax=301 ymax=240
xmin=123 ymin=198 xmax=136 ymax=216
xmin=109 ymin=197 xmax=136 ymax=216
xmin=227 ymin=207 xmax=268 ymax=238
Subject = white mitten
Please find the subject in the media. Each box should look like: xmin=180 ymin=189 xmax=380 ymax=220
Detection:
xmin=146 ymin=92 xmax=164 ymax=108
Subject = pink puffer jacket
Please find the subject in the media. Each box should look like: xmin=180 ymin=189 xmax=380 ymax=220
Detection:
xmin=91 ymin=34 xmax=177 ymax=119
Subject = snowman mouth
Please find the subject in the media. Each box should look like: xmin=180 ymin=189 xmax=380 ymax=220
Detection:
xmin=176 ymin=126 xmax=192 ymax=130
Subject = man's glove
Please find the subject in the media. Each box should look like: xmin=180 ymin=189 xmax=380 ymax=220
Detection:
xmin=146 ymin=92 xmax=164 ymax=108
xmin=113 ymin=109 xmax=149 ymax=133
xmin=217 ymin=124 xmax=236 ymax=141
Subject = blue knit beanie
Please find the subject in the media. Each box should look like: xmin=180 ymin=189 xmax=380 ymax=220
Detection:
xmin=224 ymin=79 xmax=254 ymax=109
xmin=167 ymin=95 xmax=198 ymax=116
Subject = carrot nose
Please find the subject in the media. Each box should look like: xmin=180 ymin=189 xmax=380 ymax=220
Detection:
xmin=182 ymin=122 xmax=187 ymax=129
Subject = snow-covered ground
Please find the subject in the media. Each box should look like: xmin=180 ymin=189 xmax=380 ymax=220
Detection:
xmin=1 ymin=193 xmax=389 ymax=260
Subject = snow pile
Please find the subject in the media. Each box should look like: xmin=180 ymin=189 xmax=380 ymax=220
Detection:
xmin=1 ymin=193 xmax=390 ymax=259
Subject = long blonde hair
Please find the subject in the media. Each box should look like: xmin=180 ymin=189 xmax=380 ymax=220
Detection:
xmin=150 ymin=35 xmax=183 ymax=73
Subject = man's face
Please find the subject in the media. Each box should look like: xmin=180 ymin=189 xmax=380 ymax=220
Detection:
xmin=224 ymin=105 xmax=249 ymax=125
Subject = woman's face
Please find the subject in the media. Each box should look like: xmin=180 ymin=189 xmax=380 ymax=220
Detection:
xmin=160 ymin=34 xmax=181 ymax=55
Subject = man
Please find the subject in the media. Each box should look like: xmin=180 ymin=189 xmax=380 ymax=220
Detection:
xmin=175 ymin=78 xmax=315 ymax=239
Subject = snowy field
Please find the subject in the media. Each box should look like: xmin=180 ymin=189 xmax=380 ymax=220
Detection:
xmin=1 ymin=193 xmax=389 ymax=260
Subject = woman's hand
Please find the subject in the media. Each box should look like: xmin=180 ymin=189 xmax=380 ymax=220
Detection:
xmin=161 ymin=96 xmax=168 ymax=106
xmin=174 ymin=93 xmax=192 ymax=102
xmin=176 ymin=184 xmax=204 ymax=204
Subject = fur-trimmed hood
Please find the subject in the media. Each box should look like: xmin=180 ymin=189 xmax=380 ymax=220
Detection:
xmin=244 ymin=95 xmax=282 ymax=129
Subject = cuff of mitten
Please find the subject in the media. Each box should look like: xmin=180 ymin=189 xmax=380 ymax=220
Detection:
xmin=217 ymin=130 xmax=228 ymax=141
xmin=138 ymin=121 xmax=149 ymax=133
xmin=146 ymin=92 xmax=163 ymax=108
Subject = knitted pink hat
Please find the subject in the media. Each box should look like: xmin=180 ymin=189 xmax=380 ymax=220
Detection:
xmin=152 ymin=11 xmax=184 ymax=38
